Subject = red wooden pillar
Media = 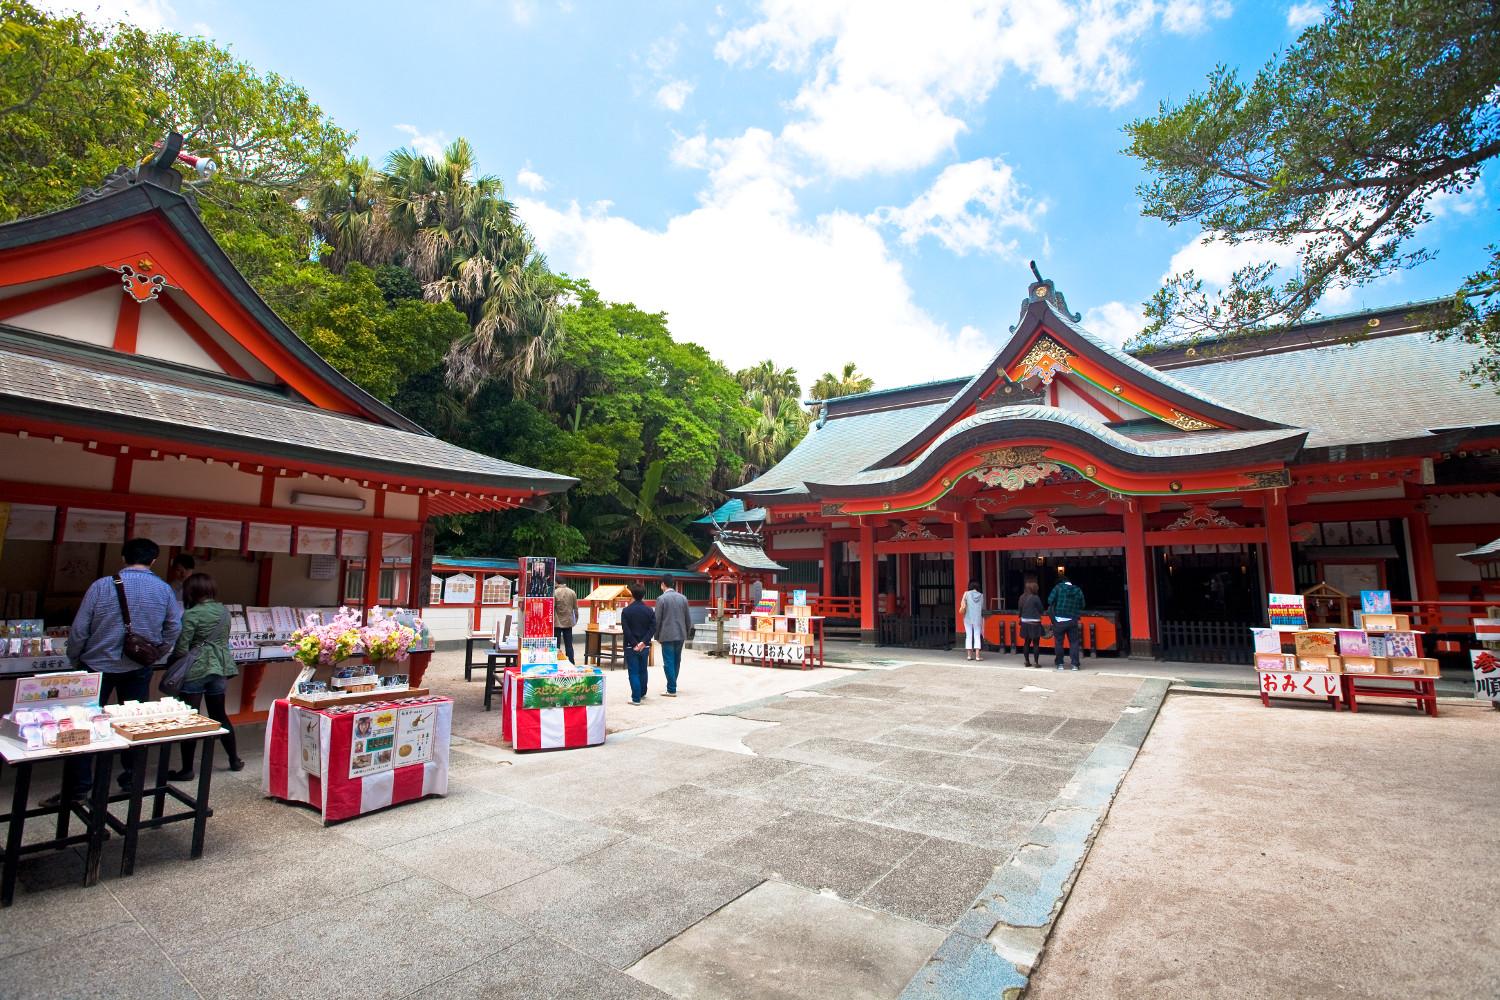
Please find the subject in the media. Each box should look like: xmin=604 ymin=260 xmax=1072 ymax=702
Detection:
xmin=898 ymin=552 xmax=911 ymax=616
xmin=1406 ymin=509 xmax=1440 ymax=602
xmin=953 ymin=519 xmax=970 ymax=642
xmin=1123 ymin=504 xmax=1152 ymax=658
xmin=821 ymin=531 xmax=834 ymax=598
xmin=1263 ymin=491 xmax=1295 ymax=594
xmin=858 ymin=519 xmax=876 ymax=642
xmin=983 ymin=549 xmax=998 ymax=612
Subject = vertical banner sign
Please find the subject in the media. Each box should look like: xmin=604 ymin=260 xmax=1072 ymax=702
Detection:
xmin=519 ymin=556 xmax=559 ymax=669
xmin=1471 ymin=648 xmax=1500 ymax=705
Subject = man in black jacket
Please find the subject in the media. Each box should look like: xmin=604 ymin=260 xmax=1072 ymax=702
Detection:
xmin=621 ymin=583 xmax=656 ymax=705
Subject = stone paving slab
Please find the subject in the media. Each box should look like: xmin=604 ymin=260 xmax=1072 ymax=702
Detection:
xmin=629 ymin=880 xmax=946 ymax=1000
xmin=0 ymin=921 xmax=199 ymax=999
xmin=707 ymin=809 xmax=926 ymax=899
xmin=409 ymin=937 xmax=671 ymax=1000
xmin=856 ymin=836 xmax=1004 ymax=928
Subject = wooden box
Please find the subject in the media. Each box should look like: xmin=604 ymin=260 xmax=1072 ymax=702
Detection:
xmin=112 ymin=714 xmax=221 ymax=741
xmin=1293 ymin=630 xmax=1338 ymax=657
xmin=1340 ymin=655 xmax=1385 ymax=675
xmin=1361 ymin=613 xmax=1411 ymax=632
xmin=1254 ymin=652 xmax=1297 ymax=672
xmin=1384 ymin=657 xmax=1439 ymax=677
xmin=1296 ymin=655 xmax=1342 ymax=673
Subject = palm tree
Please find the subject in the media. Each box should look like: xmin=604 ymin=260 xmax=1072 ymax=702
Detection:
xmin=308 ymin=156 xmax=384 ymax=272
xmin=810 ymin=362 xmax=874 ymax=401
xmin=736 ymin=360 xmax=801 ymax=419
xmin=380 ymin=139 xmax=560 ymax=395
xmin=598 ymin=459 xmax=704 ymax=565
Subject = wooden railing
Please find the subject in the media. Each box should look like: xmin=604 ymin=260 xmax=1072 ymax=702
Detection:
xmin=877 ymin=615 xmax=953 ymax=650
xmin=810 ymin=596 xmax=861 ymax=620
xmin=1394 ymin=600 xmax=1497 ymax=656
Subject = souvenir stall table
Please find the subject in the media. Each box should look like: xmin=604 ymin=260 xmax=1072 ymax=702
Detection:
xmin=501 ymin=557 xmax=607 ymax=752
xmin=1251 ymin=590 xmax=1438 ymax=716
xmin=726 ymin=590 xmax=824 ymax=669
xmin=0 ymin=672 xmax=225 ymax=906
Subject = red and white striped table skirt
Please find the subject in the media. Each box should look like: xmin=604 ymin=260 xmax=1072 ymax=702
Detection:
xmin=263 ymin=696 xmax=452 ymax=823
xmin=505 ymin=673 xmax=606 ymax=751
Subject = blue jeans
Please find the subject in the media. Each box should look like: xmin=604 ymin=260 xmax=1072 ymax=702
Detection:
xmin=660 ymin=640 xmax=684 ymax=693
xmin=1054 ymin=619 xmax=1082 ymax=667
xmin=624 ymin=646 xmax=649 ymax=702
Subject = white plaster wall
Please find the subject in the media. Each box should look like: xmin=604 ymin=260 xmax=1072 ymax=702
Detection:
xmin=270 ymin=474 xmax=376 ymax=514
xmin=135 ymin=302 xmax=222 ymax=371
xmin=385 ymin=492 xmax=420 ymax=520
xmin=8 ymin=287 xmax=119 ymax=348
xmin=167 ymin=293 xmax=277 ymax=383
xmin=267 ymin=553 xmax=342 ymax=607
xmin=1434 ymin=543 xmax=1481 ymax=583
xmin=0 ymin=435 xmax=115 ymax=489
xmin=1058 ymin=380 xmax=1131 ymax=422
xmin=130 ymin=456 xmax=262 ymax=505
xmin=772 ymin=529 xmax=822 ymax=550
xmin=1426 ymin=494 xmax=1500 ymax=526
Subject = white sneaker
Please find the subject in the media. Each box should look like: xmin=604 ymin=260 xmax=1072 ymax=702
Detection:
xmin=663 ymin=692 xmax=677 ymax=697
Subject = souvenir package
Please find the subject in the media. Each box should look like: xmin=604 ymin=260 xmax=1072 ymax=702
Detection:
xmin=1250 ymin=628 xmax=1282 ymax=653
xmin=1292 ymin=630 xmax=1337 ymax=657
xmin=1359 ymin=590 xmax=1393 ymax=614
xmin=1341 ymin=656 xmax=1383 ymax=675
xmin=2 ymin=671 xmax=107 ymax=751
xmin=1383 ymin=631 xmax=1419 ymax=659
xmin=1336 ymin=630 xmax=1371 ymax=656
xmin=1296 ymin=655 xmax=1342 ymax=673
xmin=1254 ymin=652 xmax=1297 ymax=672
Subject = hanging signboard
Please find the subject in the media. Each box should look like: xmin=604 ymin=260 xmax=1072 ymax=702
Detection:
xmin=442 ymin=573 xmax=476 ymax=605
xmin=1472 ymin=648 xmax=1500 ymax=705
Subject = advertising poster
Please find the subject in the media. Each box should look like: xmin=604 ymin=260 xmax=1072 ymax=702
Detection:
xmin=1249 ymin=628 xmax=1282 ymax=653
xmin=523 ymin=597 xmax=554 ymax=639
xmin=1360 ymin=590 xmax=1393 ymax=614
xmin=298 ymin=711 xmax=322 ymax=776
xmin=1268 ymin=594 xmax=1307 ymax=629
xmin=521 ymin=637 xmax=560 ymax=672
xmin=349 ymin=707 xmax=397 ymax=779
xmin=1470 ymin=649 xmax=1500 ymax=704
xmin=522 ymin=556 xmax=557 ymax=598
xmin=522 ymin=671 xmax=604 ymax=709
xmin=395 ymin=704 xmax=437 ymax=766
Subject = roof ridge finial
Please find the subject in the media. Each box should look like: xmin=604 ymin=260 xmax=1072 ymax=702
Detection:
xmin=1013 ymin=260 xmax=1081 ymax=332
xmin=1029 ymin=260 xmax=1044 ymax=283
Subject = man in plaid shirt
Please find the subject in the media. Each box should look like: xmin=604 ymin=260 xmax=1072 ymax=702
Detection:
xmin=1046 ymin=573 xmax=1086 ymax=670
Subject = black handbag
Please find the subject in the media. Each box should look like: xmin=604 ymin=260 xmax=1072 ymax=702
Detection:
xmin=159 ymin=606 xmax=229 ymax=696
xmin=112 ymin=575 xmax=173 ymax=668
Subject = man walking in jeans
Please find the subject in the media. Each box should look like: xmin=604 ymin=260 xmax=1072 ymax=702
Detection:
xmin=1047 ymin=571 xmax=1086 ymax=671
xmin=42 ymin=537 xmax=180 ymax=806
xmin=621 ymin=583 xmax=656 ymax=706
xmin=654 ymin=576 xmax=691 ymax=697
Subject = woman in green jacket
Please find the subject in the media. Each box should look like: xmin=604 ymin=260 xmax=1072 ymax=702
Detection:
xmin=169 ymin=572 xmax=244 ymax=778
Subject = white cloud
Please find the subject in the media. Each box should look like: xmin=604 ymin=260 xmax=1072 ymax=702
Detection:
xmin=1427 ymin=179 xmax=1485 ymax=219
xmin=655 ymin=80 xmax=695 ymax=112
xmin=517 ymin=134 xmax=991 ymax=388
xmin=1285 ymin=2 xmax=1322 ymax=29
xmin=716 ymin=0 xmax=1232 ymax=179
xmin=874 ymin=157 xmax=1043 ymax=256
xmin=34 ymin=0 xmax=176 ymax=30
xmin=1082 ymin=300 xmax=1146 ymax=346
xmin=393 ymin=124 xmax=449 ymax=160
xmin=516 ymin=165 xmax=549 ymax=193
xmin=510 ymin=0 xmax=536 ymax=24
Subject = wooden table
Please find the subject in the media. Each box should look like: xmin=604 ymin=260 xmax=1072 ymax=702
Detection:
xmin=463 ymin=633 xmax=492 ymax=682
xmin=483 ymin=649 xmax=520 ymax=710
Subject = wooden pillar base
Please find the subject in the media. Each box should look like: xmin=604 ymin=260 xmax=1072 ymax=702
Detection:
xmin=1128 ymin=637 xmax=1154 ymax=659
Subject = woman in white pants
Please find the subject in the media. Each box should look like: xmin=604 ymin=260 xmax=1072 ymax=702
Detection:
xmin=960 ymin=580 xmax=986 ymax=660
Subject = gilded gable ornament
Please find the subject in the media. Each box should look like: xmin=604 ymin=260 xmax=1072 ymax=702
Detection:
xmin=1016 ymin=337 xmax=1073 ymax=387
xmin=1246 ymin=469 xmax=1292 ymax=489
xmin=969 ymin=462 xmax=1061 ymax=491
xmin=1166 ymin=409 xmax=1215 ymax=432
xmin=976 ymin=446 xmax=1048 ymax=467
xmin=1164 ymin=505 xmax=1239 ymax=531
xmin=890 ymin=520 xmax=938 ymax=541
xmin=1007 ymin=509 xmax=1075 ymax=537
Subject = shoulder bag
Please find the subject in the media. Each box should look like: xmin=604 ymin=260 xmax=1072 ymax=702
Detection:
xmin=158 ymin=605 xmax=228 ymax=696
xmin=113 ymin=574 xmax=173 ymax=668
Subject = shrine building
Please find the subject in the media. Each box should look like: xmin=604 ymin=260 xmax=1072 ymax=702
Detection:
xmin=734 ymin=272 xmax=1500 ymax=660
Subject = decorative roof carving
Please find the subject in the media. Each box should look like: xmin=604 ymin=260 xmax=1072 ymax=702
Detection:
xmin=79 ymin=132 xmax=191 ymax=205
xmin=977 ymin=374 xmax=1045 ymax=410
xmin=1246 ymin=469 xmax=1291 ymax=489
xmin=1164 ymin=505 xmax=1239 ymax=531
xmin=970 ymin=462 xmax=1062 ymax=491
xmin=976 ymin=446 xmax=1048 ymax=466
xmin=1015 ymin=336 xmax=1073 ymax=387
xmin=890 ymin=520 xmax=938 ymax=541
xmin=1012 ymin=260 xmax=1082 ymax=331
xmin=115 ymin=263 xmax=166 ymax=303
xmin=1007 ymin=509 xmax=1075 ymax=537
xmin=1166 ymin=408 xmax=1216 ymax=432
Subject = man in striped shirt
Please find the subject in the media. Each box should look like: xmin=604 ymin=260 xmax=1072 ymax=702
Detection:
xmin=42 ymin=538 xmax=180 ymax=806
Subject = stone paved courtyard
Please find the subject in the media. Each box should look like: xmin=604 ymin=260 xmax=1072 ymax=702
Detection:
xmin=0 ymin=652 xmax=1159 ymax=999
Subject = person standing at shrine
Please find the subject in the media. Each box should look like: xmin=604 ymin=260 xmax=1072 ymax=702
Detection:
xmin=960 ymin=579 xmax=986 ymax=661
xmin=1047 ymin=571 xmax=1086 ymax=671
xmin=1017 ymin=580 xmax=1045 ymax=668
xmin=621 ymin=583 xmax=656 ymax=705
xmin=655 ymin=575 xmax=692 ymax=696
xmin=553 ymin=580 xmax=578 ymax=663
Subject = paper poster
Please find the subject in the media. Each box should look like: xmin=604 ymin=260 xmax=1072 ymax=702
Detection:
xmin=1360 ymin=590 xmax=1392 ymax=614
xmin=522 ymin=556 xmax=557 ymax=598
xmin=15 ymin=671 xmax=100 ymax=705
xmin=1471 ymin=649 xmax=1500 ymax=704
xmin=298 ymin=711 xmax=322 ymax=775
xmin=729 ymin=638 xmax=811 ymax=665
xmin=1336 ymin=630 xmax=1370 ymax=656
xmin=1250 ymin=628 xmax=1282 ymax=653
xmin=1268 ymin=594 xmax=1307 ymax=629
xmin=395 ymin=704 xmax=436 ymax=766
xmin=1293 ymin=631 xmax=1337 ymax=657
xmin=522 ymin=597 xmax=554 ymax=639
xmin=521 ymin=671 xmax=603 ymax=709
xmin=349 ymin=707 xmax=398 ymax=779
xmin=1384 ymin=631 xmax=1419 ymax=658
xmin=521 ymin=637 xmax=560 ymax=671
xmin=792 ymin=589 xmax=807 ymax=607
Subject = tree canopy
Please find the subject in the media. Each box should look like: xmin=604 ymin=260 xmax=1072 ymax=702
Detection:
xmin=1125 ymin=0 xmax=1500 ymax=386
xmin=810 ymin=362 xmax=875 ymax=401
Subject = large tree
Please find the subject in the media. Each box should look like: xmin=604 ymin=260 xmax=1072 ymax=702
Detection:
xmin=1125 ymin=0 xmax=1500 ymax=384
xmin=735 ymin=360 xmax=810 ymax=476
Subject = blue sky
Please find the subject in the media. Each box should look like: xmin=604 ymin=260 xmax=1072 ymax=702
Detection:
xmin=56 ymin=0 xmax=1498 ymax=389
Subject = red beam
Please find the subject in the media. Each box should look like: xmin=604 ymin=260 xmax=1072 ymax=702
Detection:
xmin=1287 ymin=500 xmax=1419 ymax=522
xmin=113 ymin=297 xmax=140 ymax=353
xmin=971 ymin=532 xmax=1127 ymax=551
xmin=0 ymin=271 xmax=117 ymax=321
xmin=1146 ymin=527 xmax=1265 ymax=546
xmin=1431 ymin=523 xmax=1500 ymax=544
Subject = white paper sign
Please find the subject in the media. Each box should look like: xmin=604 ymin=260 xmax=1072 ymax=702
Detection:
xmin=729 ymin=638 xmax=810 ymax=665
xmin=395 ymin=704 xmax=436 ymax=766
xmin=349 ymin=706 xmax=398 ymax=779
xmin=443 ymin=573 xmax=476 ymax=604
xmin=297 ymin=710 xmax=322 ymax=776
xmin=1258 ymin=671 xmax=1341 ymax=700
xmin=1471 ymin=649 xmax=1500 ymax=704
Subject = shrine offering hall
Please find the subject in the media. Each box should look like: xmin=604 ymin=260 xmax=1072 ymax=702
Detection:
xmin=735 ymin=275 xmax=1500 ymax=661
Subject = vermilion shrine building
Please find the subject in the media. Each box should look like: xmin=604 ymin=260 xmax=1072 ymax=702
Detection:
xmin=0 ymin=150 xmax=574 ymax=719
xmin=735 ymin=273 xmax=1500 ymax=659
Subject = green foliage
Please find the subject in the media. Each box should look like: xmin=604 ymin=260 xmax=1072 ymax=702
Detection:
xmin=735 ymin=360 xmax=810 ymax=477
xmin=810 ymin=362 xmax=875 ymax=401
xmin=1125 ymin=0 xmax=1500 ymax=376
xmin=1446 ymin=245 xmax=1500 ymax=389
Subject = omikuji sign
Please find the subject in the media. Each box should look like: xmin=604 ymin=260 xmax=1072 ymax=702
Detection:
xmin=729 ymin=639 xmax=811 ymax=665
xmin=1258 ymin=671 xmax=1340 ymax=699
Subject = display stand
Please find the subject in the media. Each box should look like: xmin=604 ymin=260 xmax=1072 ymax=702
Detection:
xmin=504 ymin=671 xmax=606 ymax=751
xmin=726 ymin=591 xmax=824 ymax=669
xmin=1340 ymin=675 xmax=1438 ymax=716
xmin=263 ymin=695 xmax=452 ymax=824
